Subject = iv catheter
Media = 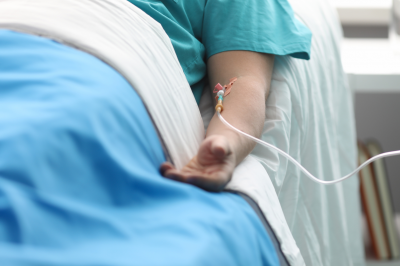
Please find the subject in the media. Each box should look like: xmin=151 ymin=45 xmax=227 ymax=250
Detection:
xmin=214 ymin=81 xmax=400 ymax=185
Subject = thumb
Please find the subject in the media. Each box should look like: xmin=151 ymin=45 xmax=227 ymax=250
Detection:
xmin=210 ymin=135 xmax=231 ymax=160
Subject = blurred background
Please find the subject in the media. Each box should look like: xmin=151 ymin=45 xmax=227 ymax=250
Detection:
xmin=331 ymin=0 xmax=400 ymax=265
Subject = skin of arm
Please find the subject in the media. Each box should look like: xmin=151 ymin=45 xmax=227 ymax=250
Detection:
xmin=160 ymin=50 xmax=274 ymax=191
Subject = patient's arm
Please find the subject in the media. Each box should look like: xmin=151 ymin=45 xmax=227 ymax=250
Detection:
xmin=161 ymin=51 xmax=274 ymax=191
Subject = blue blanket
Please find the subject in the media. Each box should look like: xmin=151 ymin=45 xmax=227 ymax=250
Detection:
xmin=0 ymin=30 xmax=278 ymax=266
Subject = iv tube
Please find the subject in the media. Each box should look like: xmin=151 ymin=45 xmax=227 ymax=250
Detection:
xmin=217 ymin=111 xmax=400 ymax=185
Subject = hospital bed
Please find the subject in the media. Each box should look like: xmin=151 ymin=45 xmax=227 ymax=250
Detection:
xmin=0 ymin=0 xmax=363 ymax=265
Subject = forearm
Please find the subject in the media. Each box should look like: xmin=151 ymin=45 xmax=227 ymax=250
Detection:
xmin=207 ymin=51 xmax=274 ymax=166
xmin=206 ymin=78 xmax=266 ymax=165
xmin=161 ymin=51 xmax=274 ymax=191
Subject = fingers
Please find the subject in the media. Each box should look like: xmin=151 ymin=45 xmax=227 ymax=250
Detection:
xmin=186 ymin=175 xmax=230 ymax=192
xmin=160 ymin=162 xmax=184 ymax=182
xmin=160 ymin=162 xmax=230 ymax=192
xmin=160 ymin=162 xmax=174 ymax=175
xmin=166 ymin=171 xmax=229 ymax=192
xmin=163 ymin=170 xmax=186 ymax=183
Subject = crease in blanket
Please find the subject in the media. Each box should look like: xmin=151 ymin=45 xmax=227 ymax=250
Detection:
xmin=0 ymin=0 xmax=305 ymax=265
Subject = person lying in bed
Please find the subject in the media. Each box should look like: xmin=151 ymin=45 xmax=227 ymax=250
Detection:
xmin=0 ymin=0 xmax=310 ymax=265
xmin=130 ymin=0 xmax=312 ymax=191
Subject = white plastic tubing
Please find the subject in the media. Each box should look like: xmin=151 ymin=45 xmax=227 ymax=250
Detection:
xmin=217 ymin=112 xmax=400 ymax=185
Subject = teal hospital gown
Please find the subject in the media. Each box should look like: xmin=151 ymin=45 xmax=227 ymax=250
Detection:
xmin=128 ymin=0 xmax=312 ymax=103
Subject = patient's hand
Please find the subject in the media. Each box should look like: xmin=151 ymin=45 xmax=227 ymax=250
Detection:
xmin=160 ymin=135 xmax=235 ymax=192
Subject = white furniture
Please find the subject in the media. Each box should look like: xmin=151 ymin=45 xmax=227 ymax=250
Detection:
xmin=333 ymin=0 xmax=391 ymax=26
xmin=342 ymin=38 xmax=400 ymax=92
